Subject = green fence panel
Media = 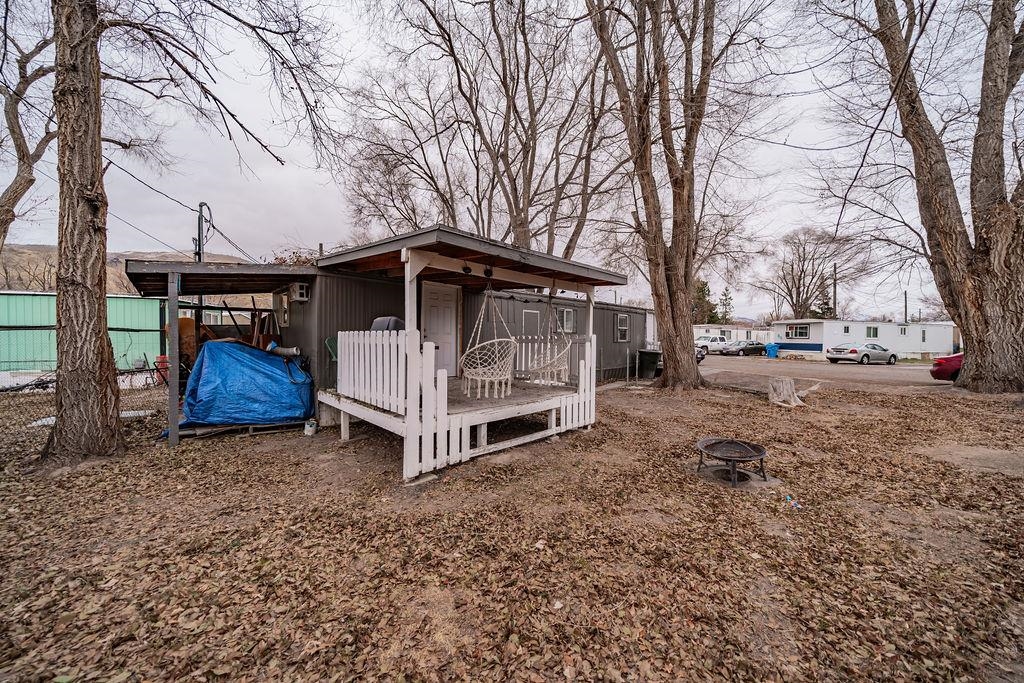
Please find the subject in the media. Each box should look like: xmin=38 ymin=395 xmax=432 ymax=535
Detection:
xmin=0 ymin=293 xmax=163 ymax=374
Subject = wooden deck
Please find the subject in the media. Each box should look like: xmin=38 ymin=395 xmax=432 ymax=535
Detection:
xmin=323 ymin=330 xmax=597 ymax=480
xmin=445 ymin=378 xmax=576 ymax=415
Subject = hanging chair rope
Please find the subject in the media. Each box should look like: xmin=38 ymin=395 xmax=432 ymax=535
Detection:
xmin=523 ymin=280 xmax=573 ymax=385
xmin=459 ymin=278 xmax=517 ymax=399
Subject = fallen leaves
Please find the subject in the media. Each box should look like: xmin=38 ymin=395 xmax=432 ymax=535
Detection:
xmin=0 ymin=385 xmax=1021 ymax=680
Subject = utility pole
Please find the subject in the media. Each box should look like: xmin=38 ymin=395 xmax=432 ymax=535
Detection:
xmin=904 ymin=290 xmax=909 ymax=323
xmin=194 ymin=202 xmax=211 ymax=356
xmin=832 ymin=263 xmax=838 ymax=319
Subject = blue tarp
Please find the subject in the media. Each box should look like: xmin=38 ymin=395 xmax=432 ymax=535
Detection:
xmin=180 ymin=341 xmax=313 ymax=427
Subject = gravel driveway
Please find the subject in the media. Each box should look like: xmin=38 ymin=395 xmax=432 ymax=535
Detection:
xmin=701 ymin=354 xmax=943 ymax=388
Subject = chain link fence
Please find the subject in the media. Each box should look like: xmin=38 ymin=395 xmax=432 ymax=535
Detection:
xmin=1 ymin=328 xmax=170 ymax=458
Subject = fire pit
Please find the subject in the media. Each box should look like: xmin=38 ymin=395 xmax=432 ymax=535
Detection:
xmin=695 ymin=437 xmax=768 ymax=488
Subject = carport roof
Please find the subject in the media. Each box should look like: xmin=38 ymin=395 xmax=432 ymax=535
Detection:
xmin=125 ymin=260 xmax=316 ymax=297
xmin=317 ymin=225 xmax=627 ymax=289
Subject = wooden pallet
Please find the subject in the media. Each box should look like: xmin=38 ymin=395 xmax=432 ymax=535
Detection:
xmin=177 ymin=421 xmax=306 ymax=439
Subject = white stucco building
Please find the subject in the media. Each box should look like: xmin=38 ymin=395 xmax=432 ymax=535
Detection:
xmin=769 ymin=319 xmax=958 ymax=360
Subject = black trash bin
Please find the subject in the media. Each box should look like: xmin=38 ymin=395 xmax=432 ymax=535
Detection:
xmin=637 ymin=349 xmax=662 ymax=379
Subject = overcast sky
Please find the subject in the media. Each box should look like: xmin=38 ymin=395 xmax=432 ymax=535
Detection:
xmin=3 ymin=3 xmax=940 ymax=319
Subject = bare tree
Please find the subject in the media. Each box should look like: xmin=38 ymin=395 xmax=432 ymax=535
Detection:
xmin=38 ymin=0 xmax=345 ymax=464
xmin=810 ymin=0 xmax=1024 ymax=391
xmin=587 ymin=0 xmax=784 ymax=388
xmin=0 ymin=249 xmax=56 ymax=288
xmin=1 ymin=0 xmax=167 ymax=254
xmin=1 ymin=4 xmax=55 ymax=252
xmin=752 ymin=227 xmax=871 ymax=319
xmin=346 ymin=0 xmax=628 ymax=258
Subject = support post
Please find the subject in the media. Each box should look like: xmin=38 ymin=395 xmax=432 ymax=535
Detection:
xmin=339 ymin=411 xmax=351 ymax=441
xmin=167 ymin=272 xmax=180 ymax=447
xmin=195 ymin=202 xmax=209 ymax=357
xmin=586 ymin=290 xmax=595 ymax=338
xmin=402 ymin=249 xmax=421 ymax=333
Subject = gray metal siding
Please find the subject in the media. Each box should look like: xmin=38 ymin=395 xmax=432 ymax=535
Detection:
xmin=289 ymin=274 xmax=646 ymax=391
xmin=284 ymin=273 xmax=405 ymax=389
xmin=593 ymin=304 xmax=646 ymax=380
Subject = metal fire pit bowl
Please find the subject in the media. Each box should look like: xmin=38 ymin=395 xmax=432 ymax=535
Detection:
xmin=695 ymin=437 xmax=768 ymax=488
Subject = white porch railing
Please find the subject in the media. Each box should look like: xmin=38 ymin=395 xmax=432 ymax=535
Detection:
xmin=513 ymin=335 xmax=588 ymax=384
xmin=336 ymin=330 xmax=407 ymax=414
xmin=332 ymin=330 xmax=596 ymax=480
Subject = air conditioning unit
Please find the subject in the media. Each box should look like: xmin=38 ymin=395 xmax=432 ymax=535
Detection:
xmin=289 ymin=282 xmax=310 ymax=302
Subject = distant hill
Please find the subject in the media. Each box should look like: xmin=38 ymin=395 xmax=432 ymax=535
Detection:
xmin=1 ymin=244 xmax=245 ymax=295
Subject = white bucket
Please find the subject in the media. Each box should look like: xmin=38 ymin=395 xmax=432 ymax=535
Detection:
xmin=303 ymin=419 xmax=317 ymax=436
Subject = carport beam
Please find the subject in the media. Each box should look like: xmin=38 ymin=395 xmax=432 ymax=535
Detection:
xmin=167 ymin=272 xmax=180 ymax=447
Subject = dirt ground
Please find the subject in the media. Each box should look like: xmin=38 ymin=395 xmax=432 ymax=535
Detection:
xmin=2 ymin=384 xmax=1023 ymax=681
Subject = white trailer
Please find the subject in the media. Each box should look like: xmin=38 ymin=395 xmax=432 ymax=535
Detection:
xmin=769 ymin=319 xmax=957 ymax=360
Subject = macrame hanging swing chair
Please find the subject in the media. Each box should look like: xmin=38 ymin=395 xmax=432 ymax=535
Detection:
xmin=523 ymin=285 xmax=573 ymax=385
xmin=459 ymin=276 xmax=517 ymax=398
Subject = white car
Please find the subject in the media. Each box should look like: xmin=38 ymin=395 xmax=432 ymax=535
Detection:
xmin=694 ymin=335 xmax=729 ymax=353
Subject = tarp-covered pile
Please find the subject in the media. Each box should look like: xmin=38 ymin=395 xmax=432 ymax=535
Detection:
xmin=180 ymin=341 xmax=313 ymax=427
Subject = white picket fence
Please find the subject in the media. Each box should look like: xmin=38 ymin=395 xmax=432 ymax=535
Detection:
xmin=331 ymin=330 xmax=597 ymax=480
xmin=336 ymin=330 xmax=407 ymax=414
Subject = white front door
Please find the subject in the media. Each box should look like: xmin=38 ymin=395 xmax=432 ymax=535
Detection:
xmin=422 ymin=282 xmax=459 ymax=375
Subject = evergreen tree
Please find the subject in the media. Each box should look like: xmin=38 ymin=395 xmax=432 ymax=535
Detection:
xmin=811 ymin=280 xmax=835 ymax=319
xmin=692 ymin=280 xmax=720 ymax=324
xmin=717 ymin=288 xmax=734 ymax=324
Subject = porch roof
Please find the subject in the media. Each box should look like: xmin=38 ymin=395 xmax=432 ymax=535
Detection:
xmin=317 ymin=225 xmax=627 ymax=290
xmin=125 ymin=260 xmax=317 ymax=297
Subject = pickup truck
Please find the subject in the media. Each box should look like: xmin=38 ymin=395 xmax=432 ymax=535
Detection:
xmin=694 ymin=335 xmax=730 ymax=353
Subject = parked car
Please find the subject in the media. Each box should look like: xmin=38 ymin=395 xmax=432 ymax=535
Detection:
xmin=694 ymin=335 xmax=729 ymax=353
xmin=720 ymin=340 xmax=766 ymax=356
xmin=825 ymin=342 xmax=898 ymax=365
xmin=930 ymin=352 xmax=963 ymax=381
xmin=695 ymin=346 xmax=707 ymax=365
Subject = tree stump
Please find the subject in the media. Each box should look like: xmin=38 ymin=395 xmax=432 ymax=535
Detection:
xmin=769 ymin=377 xmax=805 ymax=408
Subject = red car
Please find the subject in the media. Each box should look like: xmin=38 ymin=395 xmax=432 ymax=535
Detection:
xmin=930 ymin=353 xmax=963 ymax=381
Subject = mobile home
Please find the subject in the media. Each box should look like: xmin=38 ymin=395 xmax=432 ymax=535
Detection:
xmin=770 ymin=319 xmax=957 ymax=360
xmin=126 ymin=226 xmax=637 ymax=480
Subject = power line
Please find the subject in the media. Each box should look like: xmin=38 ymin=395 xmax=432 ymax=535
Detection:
xmin=107 ymin=212 xmax=192 ymax=258
xmin=3 ymin=146 xmax=261 ymax=263
xmin=0 ymin=86 xmax=260 ymax=261
xmin=103 ymin=159 xmax=199 ymax=214
xmin=96 ymin=160 xmax=261 ymax=264
xmin=207 ymin=222 xmax=260 ymax=263
xmin=0 ymin=147 xmax=191 ymax=257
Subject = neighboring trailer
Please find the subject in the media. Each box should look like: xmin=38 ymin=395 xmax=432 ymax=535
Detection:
xmin=693 ymin=324 xmax=772 ymax=344
xmin=769 ymin=319 xmax=957 ymax=359
xmin=0 ymin=291 xmax=163 ymax=377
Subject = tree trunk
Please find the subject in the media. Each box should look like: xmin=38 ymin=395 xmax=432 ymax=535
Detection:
xmin=0 ymin=169 xmax=37 ymax=253
xmin=953 ymin=269 xmax=1024 ymax=392
xmin=45 ymin=0 xmax=124 ymax=463
xmin=867 ymin=0 xmax=1024 ymax=393
xmin=645 ymin=213 xmax=702 ymax=390
xmin=509 ymin=212 xmax=532 ymax=249
xmin=769 ymin=377 xmax=805 ymax=408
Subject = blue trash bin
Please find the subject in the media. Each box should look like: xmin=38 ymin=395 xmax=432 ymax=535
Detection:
xmin=765 ymin=343 xmax=779 ymax=359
